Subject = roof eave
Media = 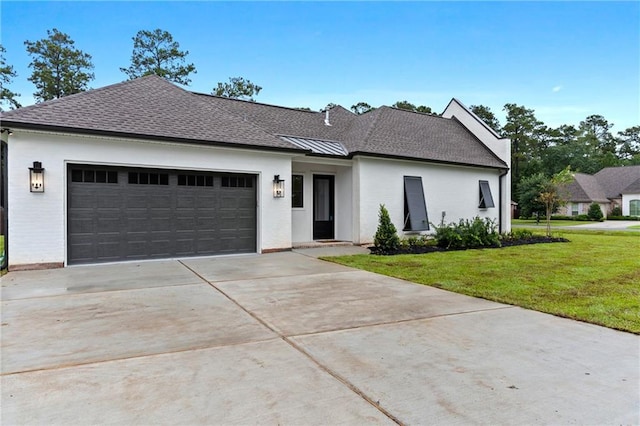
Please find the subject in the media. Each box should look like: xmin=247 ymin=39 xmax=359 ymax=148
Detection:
xmin=350 ymin=151 xmax=508 ymax=170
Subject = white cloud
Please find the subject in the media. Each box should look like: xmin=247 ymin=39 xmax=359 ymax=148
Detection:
xmin=552 ymin=85 xmax=563 ymax=93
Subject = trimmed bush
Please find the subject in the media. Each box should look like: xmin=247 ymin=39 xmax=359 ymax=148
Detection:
xmin=587 ymin=203 xmax=604 ymax=221
xmin=373 ymin=204 xmax=400 ymax=254
xmin=610 ymin=206 xmax=622 ymax=217
xmin=502 ymin=229 xmax=534 ymax=241
xmin=608 ymin=215 xmax=640 ymax=221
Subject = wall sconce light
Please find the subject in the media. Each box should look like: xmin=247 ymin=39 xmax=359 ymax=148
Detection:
xmin=0 ymin=128 xmax=13 ymax=136
xmin=29 ymin=161 xmax=45 ymax=193
xmin=273 ymin=174 xmax=285 ymax=198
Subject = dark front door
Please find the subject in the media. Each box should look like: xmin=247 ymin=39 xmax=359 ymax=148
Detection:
xmin=313 ymin=175 xmax=335 ymax=240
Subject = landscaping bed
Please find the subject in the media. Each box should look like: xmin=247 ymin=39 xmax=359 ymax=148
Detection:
xmin=369 ymin=235 xmax=569 ymax=255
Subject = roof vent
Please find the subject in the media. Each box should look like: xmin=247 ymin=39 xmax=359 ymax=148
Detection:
xmin=324 ymin=110 xmax=332 ymax=126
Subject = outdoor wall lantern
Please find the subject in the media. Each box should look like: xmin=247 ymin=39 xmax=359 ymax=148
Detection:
xmin=29 ymin=161 xmax=45 ymax=193
xmin=273 ymin=175 xmax=285 ymax=198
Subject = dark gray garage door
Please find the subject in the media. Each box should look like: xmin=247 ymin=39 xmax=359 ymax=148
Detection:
xmin=67 ymin=165 xmax=256 ymax=265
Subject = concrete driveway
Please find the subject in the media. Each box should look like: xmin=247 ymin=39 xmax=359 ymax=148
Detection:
xmin=2 ymin=251 xmax=638 ymax=425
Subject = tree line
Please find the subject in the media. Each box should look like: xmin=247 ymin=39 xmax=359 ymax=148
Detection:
xmin=0 ymin=28 xmax=263 ymax=108
xmin=1 ymin=27 xmax=638 ymax=197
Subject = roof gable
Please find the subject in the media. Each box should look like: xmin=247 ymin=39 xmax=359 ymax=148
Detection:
xmin=622 ymin=177 xmax=640 ymax=194
xmin=563 ymin=173 xmax=609 ymax=202
xmin=594 ymin=166 xmax=640 ymax=198
xmin=345 ymin=106 xmax=507 ymax=168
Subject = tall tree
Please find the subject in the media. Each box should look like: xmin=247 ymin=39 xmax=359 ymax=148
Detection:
xmin=470 ymin=105 xmax=501 ymax=134
xmin=616 ymin=126 xmax=640 ymax=164
xmin=120 ymin=29 xmax=196 ymax=85
xmin=392 ymin=100 xmax=433 ymax=114
xmin=351 ymin=102 xmax=374 ymax=115
xmin=502 ymin=103 xmax=543 ymax=193
xmin=577 ymin=114 xmax=619 ymax=170
xmin=0 ymin=45 xmax=21 ymax=110
xmin=24 ymin=28 xmax=94 ymax=102
xmin=213 ymin=77 xmax=262 ymax=101
xmin=517 ymin=173 xmax=548 ymax=219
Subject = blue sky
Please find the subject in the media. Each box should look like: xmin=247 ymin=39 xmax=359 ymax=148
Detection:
xmin=1 ymin=1 xmax=638 ymax=131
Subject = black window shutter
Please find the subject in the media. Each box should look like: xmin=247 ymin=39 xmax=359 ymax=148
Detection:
xmin=404 ymin=176 xmax=429 ymax=231
xmin=479 ymin=180 xmax=495 ymax=208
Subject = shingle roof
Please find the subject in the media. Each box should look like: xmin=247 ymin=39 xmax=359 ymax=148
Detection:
xmin=594 ymin=166 xmax=640 ymax=198
xmin=622 ymin=177 xmax=640 ymax=194
xmin=562 ymin=173 xmax=609 ymax=203
xmin=0 ymin=75 xmax=297 ymax=151
xmin=1 ymin=75 xmax=508 ymax=168
xmin=341 ymin=106 xmax=505 ymax=167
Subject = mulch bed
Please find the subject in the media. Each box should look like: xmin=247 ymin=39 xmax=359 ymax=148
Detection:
xmin=369 ymin=236 xmax=570 ymax=255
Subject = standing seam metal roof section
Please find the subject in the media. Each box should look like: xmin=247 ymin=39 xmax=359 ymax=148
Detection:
xmin=280 ymin=136 xmax=349 ymax=156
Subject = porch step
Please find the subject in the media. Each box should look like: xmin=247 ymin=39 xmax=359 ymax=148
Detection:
xmin=292 ymin=240 xmax=357 ymax=249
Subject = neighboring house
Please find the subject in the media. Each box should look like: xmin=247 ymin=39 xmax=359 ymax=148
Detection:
xmin=0 ymin=76 xmax=510 ymax=270
xmin=558 ymin=166 xmax=640 ymax=217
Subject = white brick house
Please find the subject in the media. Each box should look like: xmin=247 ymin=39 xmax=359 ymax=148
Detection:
xmin=0 ymin=76 xmax=510 ymax=269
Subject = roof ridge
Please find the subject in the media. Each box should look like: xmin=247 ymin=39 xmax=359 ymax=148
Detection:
xmin=191 ymin=91 xmax=324 ymax=115
xmin=356 ymin=107 xmax=386 ymax=151
xmin=387 ymin=105 xmax=447 ymax=120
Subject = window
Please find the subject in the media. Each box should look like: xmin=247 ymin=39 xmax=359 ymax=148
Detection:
xmin=292 ymin=175 xmax=304 ymax=208
xmin=128 ymin=172 xmax=169 ymax=185
xmin=403 ymin=176 xmax=429 ymax=231
xmin=630 ymin=200 xmax=640 ymax=216
xmin=571 ymin=203 xmax=579 ymax=216
xmin=221 ymin=175 xmax=253 ymax=188
xmin=71 ymin=168 xmax=117 ymax=184
xmin=478 ymin=180 xmax=495 ymax=208
xmin=178 ymin=174 xmax=213 ymax=187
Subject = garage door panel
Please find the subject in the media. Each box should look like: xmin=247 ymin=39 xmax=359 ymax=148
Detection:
xmin=68 ymin=166 xmax=256 ymax=264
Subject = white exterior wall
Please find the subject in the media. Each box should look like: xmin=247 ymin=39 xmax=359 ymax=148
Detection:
xmin=7 ymin=130 xmax=294 ymax=267
xmin=622 ymin=193 xmax=640 ymax=216
xmin=291 ymin=159 xmax=352 ymax=243
xmin=355 ymin=156 xmax=503 ymax=244
xmin=442 ymin=99 xmax=511 ymax=233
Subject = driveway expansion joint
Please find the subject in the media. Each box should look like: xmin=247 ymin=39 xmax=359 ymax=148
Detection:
xmin=178 ymin=259 xmax=404 ymax=425
xmin=284 ymin=305 xmax=516 ymax=339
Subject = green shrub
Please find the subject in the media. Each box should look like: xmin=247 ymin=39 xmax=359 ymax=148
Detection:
xmin=502 ymin=229 xmax=534 ymax=241
xmin=587 ymin=203 xmax=604 ymax=221
xmin=610 ymin=206 xmax=622 ymax=217
xmin=608 ymin=215 xmax=640 ymax=221
xmin=434 ymin=217 xmax=500 ymax=249
xmin=373 ymin=204 xmax=400 ymax=253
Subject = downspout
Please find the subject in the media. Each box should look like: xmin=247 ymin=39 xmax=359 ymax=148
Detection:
xmin=498 ymin=168 xmax=509 ymax=234
xmin=1 ymin=140 xmax=7 ymax=270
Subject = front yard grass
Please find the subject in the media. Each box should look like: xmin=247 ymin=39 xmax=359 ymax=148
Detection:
xmin=325 ymin=231 xmax=640 ymax=334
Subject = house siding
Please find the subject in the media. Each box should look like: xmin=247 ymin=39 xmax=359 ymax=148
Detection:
xmin=558 ymin=202 xmax=608 ymax=217
xmin=7 ymin=129 xmax=294 ymax=268
xmin=355 ymin=156 xmax=506 ymax=245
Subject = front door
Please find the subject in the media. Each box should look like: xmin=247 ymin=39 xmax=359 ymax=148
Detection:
xmin=313 ymin=175 xmax=335 ymax=240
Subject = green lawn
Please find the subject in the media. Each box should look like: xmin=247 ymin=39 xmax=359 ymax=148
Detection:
xmin=325 ymin=231 xmax=640 ymax=334
xmin=512 ymin=218 xmax=585 ymax=227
